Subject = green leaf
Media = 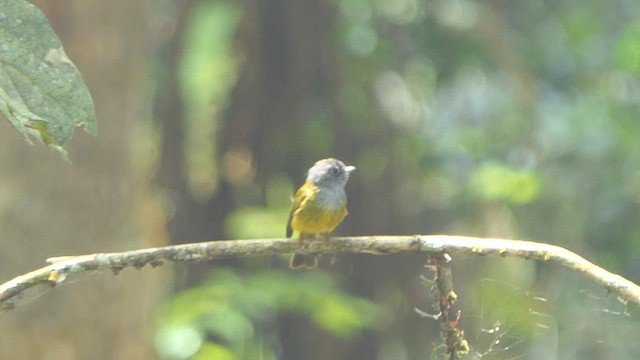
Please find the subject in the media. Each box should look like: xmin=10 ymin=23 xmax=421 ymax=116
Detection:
xmin=0 ymin=0 xmax=97 ymax=157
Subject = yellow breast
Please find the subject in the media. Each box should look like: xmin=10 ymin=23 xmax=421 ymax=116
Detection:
xmin=289 ymin=182 xmax=348 ymax=235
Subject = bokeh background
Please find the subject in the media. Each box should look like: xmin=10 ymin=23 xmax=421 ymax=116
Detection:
xmin=1 ymin=0 xmax=640 ymax=359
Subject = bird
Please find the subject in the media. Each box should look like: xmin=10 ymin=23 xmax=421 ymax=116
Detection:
xmin=287 ymin=158 xmax=355 ymax=269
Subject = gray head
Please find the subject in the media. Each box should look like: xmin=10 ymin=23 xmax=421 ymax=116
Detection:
xmin=306 ymin=158 xmax=355 ymax=188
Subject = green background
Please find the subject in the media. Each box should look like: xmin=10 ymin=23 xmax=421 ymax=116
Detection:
xmin=1 ymin=0 xmax=639 ymax=359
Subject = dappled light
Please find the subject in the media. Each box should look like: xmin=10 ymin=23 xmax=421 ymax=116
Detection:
xmin=1 ymin=0 xmax=640 ymax=359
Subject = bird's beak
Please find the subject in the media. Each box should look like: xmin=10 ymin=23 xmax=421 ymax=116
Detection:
xmin=344 ymin=165 xmax=356 ymax=173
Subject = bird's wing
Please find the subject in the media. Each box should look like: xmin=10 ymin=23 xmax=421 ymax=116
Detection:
xmin=286 ymin=182 xmax=312 ymax=238
xmin=286 ymin=209 xmax=295 ymax=238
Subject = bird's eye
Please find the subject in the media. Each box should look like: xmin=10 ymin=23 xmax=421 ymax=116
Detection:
xmin=329 ymin=167 xmax=340 ymax=175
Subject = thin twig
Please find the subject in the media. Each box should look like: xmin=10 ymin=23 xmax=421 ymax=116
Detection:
xmin=429 ymin=254 xmax=469 ymax=359
xmin=1 ymin=235 xmax=639 ymax=310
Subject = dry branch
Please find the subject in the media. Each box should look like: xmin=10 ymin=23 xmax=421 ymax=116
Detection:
xmin=1 ymin=235 xmax=639 ymax=310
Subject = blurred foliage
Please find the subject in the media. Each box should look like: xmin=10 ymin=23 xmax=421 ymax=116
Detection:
xmin=469 ymin=162 xmax=540 ymax=204
xmin=155 ymin=268 xmax=379 ymax=360
xmin=155 ymin=0 xmax=640 ymax=358
xmin=181 ymin=0 xmax=241 ymax=199
xmin=225 ymin=173 xmax=295 ymax=239
xmin=332 ymin=0 xmax=640 ymax=266
xmin=225 ymin=206 xmax=289 ymax=239
xmin=0 ymin=0 xmax=96 ymax=159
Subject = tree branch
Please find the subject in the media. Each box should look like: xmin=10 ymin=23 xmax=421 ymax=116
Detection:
xmin=1 ymin=235 xmax=638 ymax=310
